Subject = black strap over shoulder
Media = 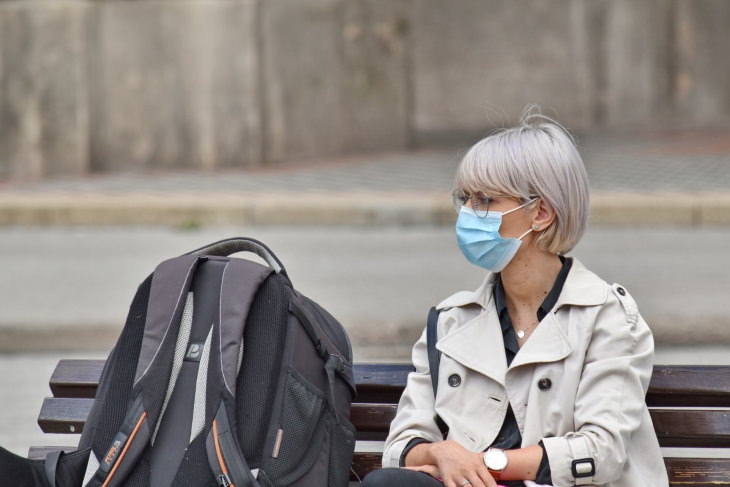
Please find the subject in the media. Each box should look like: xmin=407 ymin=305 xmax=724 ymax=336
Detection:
xmin=44 ymin=450 xmax=62 ymax=487
xmin=426 ymin=307 xmax=449 ymax=438
xmin=426 ymin=307 xmax=440 ymax=398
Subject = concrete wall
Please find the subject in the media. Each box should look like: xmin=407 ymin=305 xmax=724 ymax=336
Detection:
xmin=261 ymin=0 xmax=410 ymax=163
xmin=411 ymin=0 xmax=594 ymax=144
xmin=88 ymin=1 xmax=262 ymax=172
xmin=0 ymin=1 xmax=90 ymax=180
xmin=0 ymin=0 xmax=728 ymax=179
xmin=672 ymin=0 xmax=730 ymax=123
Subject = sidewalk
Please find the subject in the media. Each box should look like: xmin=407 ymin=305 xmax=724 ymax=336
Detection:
xmin=1 ymin=129 xmax=729 ymax=226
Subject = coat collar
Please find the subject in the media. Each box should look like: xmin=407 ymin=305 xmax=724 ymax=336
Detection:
xmin=434 ymin=259 xmax=608 ymax=374
xmin=436 ymin=258 xmax=608 ymax=312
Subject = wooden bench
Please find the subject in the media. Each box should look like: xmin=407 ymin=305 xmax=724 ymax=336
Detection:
xmin=30 ymin=361 xmax=730 ymax=486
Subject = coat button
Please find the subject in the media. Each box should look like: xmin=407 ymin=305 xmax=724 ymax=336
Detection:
xmin=448 ymin=374 xmax=462 ymax=387
xmin=538 ymin=377 xmax=552 ymax=391
xmin=617 ymin=287 xmax=626 ymax=296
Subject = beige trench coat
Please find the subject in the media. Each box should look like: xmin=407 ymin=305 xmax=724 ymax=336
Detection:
xmin=383 ymin=259 xmax=668 ymax=487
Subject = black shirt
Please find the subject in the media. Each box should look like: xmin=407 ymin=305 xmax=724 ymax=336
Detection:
xmin=492 ymin=256 xmax=572 ymax=486
xmin=401 ymin=257 xmax=573 ymax=486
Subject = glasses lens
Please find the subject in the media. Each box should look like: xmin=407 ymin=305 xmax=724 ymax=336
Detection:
xmin=472 ymin=192 xmax=491 ymax=217
xmin=452 ymin=189 xmax=469 ymax=214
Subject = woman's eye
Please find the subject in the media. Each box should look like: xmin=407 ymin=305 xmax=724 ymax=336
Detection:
xmin=477 ymin=196 xmax=491 ymax=206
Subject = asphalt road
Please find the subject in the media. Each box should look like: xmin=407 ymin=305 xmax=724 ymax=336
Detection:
xmin=1 ymin=224 xmax=729 ymax=349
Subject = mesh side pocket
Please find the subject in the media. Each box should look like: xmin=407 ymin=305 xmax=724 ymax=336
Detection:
xmin=328 ymin=414 xmax=356 ymax=487
xmin=268 ymin=373 xmax=327 ymax=486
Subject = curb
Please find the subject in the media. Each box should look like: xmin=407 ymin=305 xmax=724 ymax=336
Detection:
xmin=2 ymin=315 xmax=729 ymax=353
xmin=1 ymin=192 xmax=730 ymax=227
xmin=590 ymin=192 xmax=730 ymax=226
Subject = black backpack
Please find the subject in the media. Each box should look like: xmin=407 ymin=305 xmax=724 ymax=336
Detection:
xmin=0 ymin=237 xmax=356 ymax=487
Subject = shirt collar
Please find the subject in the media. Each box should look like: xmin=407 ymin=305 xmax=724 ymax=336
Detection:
xmin=538 ymin=256 xmax=573 ymax=320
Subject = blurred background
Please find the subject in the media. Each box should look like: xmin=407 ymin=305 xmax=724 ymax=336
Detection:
xmin=1 ymin=0 xmax=729 ymax=456
xmin=1 ymin=0 xmax=730 ymax=178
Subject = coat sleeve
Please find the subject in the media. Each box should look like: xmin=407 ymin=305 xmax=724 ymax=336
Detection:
xmin=382 ymin=325 xmax=445 ymax=467
xmin=542 ymin=284 xmax=657 ymax=486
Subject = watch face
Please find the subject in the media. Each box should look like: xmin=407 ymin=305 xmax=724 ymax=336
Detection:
xmin=484 ymin=448 xmax=509 ymax=471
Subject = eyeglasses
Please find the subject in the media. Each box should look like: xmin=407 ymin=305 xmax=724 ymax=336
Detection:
xmin=452 ymin=189 xmax=538 ymax=218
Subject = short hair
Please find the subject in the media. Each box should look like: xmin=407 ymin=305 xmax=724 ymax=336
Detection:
xmin=454 ymin=108 xmax=590 ymax=254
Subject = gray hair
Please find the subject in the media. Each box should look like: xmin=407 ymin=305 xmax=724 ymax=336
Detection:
xmin=454 ymin=109 xmax=590 ymax=254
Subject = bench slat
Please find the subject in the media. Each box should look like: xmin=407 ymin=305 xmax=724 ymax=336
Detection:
xmin=25 ymin=447 xmax=730 ymax=486
xmin=651 ymin=408 xmax=730 ymax=448
xmin=349 ymin=404 xmax=398 ymax=441
xmin=48 ymin=360 xmax=414 ymax=402
xmin=664 ymin=457 xmax=730 ymax=486
xmin=39 ymin=396 xmax=730 ymax=449
xmin=37 ymin=397 xmax=400 ymax=441
xmin=648 ymin=366 xmax=730 ymax=407
xmin=48 ymin=359 xmax=105 ymax=399
xmin=38 ymin=397 xmax=89 ymax=434
xmin=49 ymin=360 xmax=730 ymax=408
xmin=353 ymin=363 xmax=411 ymax=404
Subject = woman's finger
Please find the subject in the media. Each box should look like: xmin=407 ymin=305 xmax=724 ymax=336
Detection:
xmin=404 ymin=464 xmax=440 ymax=478
xmin=475 ymin=468 xmax=499 ymax=487
xmin=444 ymin=475 xmax=486 ymax=487
xmin=461 ymin=476 xmax=488 ymax=487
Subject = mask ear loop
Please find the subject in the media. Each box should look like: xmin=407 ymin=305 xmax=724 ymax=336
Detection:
xmin=502 ymin=196 xmax=540 ymax=217
xmin=517 ymin=228 xmax=533 ymax=240
xmin=504 ymin=197 xmax=541 ymax=241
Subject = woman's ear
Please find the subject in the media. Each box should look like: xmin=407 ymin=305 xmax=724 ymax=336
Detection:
xmin=531 ymin=198 xmax=556 ymax=232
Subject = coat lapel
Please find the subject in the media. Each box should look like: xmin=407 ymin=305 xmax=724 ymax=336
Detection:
xmin=509 ymin=312 xmax=572 ymax=369
xmin=436 ymin=306 xmax=508 ymax=386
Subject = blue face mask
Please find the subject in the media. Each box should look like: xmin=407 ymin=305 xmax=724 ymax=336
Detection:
xmin=455 ymin=201 xmax=535 ymax=272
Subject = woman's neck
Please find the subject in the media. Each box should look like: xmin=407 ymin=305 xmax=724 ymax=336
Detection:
xmin=500 ymin=249 xmax=563 ymax=313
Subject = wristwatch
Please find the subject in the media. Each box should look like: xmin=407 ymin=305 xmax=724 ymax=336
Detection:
xmin=483 ymin=448 xmax=509 ymax=480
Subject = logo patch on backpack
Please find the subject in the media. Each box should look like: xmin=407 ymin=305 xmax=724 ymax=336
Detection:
xmin=101 ymin=432 xmax=128 ymax=472
xmin=185 ymin=343 xmax=204 ymax=362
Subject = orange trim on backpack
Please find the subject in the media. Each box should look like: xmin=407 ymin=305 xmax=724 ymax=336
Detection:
xmin=212 ymin=419 xmax=236 ymax=487
xmin=101 ymin=411 xmax=147 ymax=487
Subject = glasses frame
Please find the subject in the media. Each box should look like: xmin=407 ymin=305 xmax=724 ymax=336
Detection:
xmin=452 ymin=189 xmax=538 ymax=218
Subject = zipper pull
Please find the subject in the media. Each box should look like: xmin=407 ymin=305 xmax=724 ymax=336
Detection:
xmin=217 ymin=473 xmax=232 ymax=487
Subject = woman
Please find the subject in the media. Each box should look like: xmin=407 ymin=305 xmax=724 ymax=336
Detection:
xmin=362 ymin=111 xmax=668 ymax=487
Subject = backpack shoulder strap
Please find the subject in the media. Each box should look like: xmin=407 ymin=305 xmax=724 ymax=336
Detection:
xmin=426 ymin=307 xmax=441 ymax=398
xmin=205 ymin=257 xmax=273 ymax=487
xmin=44 ymin=450 xmax=63 ymax=487
xmin=425 ymin=307 xmax=449 ymax=438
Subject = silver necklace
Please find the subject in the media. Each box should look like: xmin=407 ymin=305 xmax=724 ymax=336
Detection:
xmin=515 ymin=322 xmax=538 ymax=339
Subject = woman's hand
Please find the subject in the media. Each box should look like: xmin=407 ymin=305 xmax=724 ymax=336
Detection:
xmin=404 ymin=440 xmax=500 ymax=487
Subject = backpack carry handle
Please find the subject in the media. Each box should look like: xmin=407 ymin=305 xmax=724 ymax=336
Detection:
xmin=190 ymin=237 xmax=287 ymax=276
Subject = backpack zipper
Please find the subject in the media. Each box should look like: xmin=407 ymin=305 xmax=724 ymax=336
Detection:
xmin=212 ymin=419 xmax=236 ymax=487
